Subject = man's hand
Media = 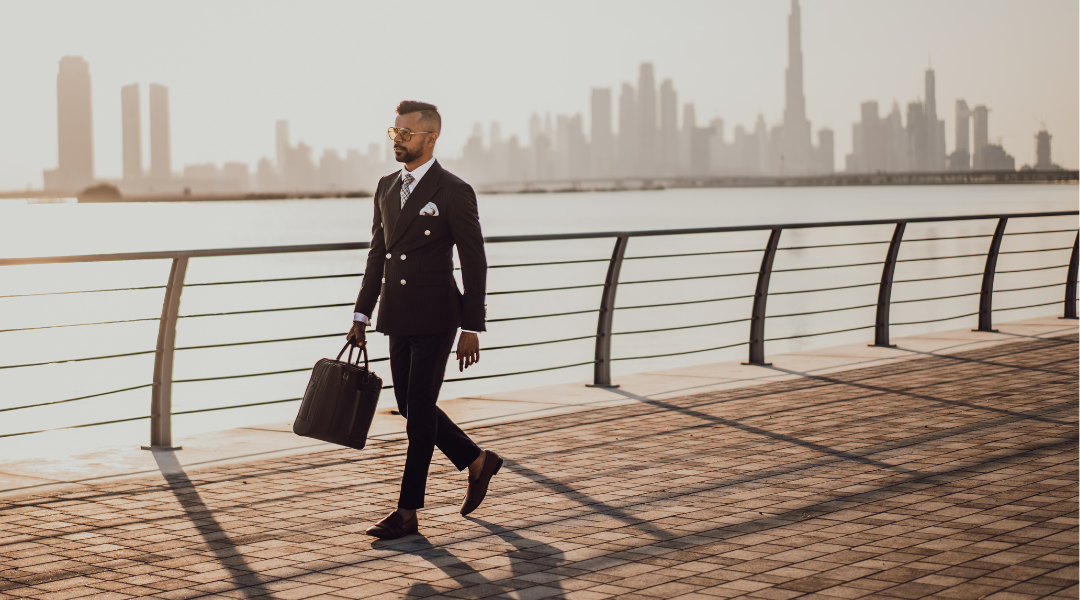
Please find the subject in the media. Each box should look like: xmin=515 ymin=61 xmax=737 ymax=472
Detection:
xmin=348 ymin=321 xmax=367 ymax=347
xmin=456 ymin=332 xmax=480 ymax=372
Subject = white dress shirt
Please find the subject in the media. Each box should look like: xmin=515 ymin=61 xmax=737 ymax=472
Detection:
xmin=354 ymin=158 xmax=480 ymax=334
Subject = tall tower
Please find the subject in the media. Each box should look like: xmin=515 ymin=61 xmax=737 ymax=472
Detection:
xmin=590 ymin=88 xmax=613 ymax=178
xmin=637 ymin=63 xmax=656 ymax=175
xmin=907 ymin=100 xmax=927 ymax=170
xmin=149 ymin=83 xmax=171 ymax=180
xmin=54 ymin=56 xmax=95 ymax=189
xmin=659 ymin=79 xmax=678 ymax=175
xmin=816 ymin=128 xmax=834 ymax=174
xmin=950 ymin=99 xmax=971 ymax=171
xmin=971 ymin=105 xmax=989 ymax=170
xmin=782 ymin=0 xmax=812 ymax=175
xmin=618 ymin=83 xmax=637 ymax=176
xmin=681 ymin=102 xmax=696 ymax=174
xmin=1035 ymin=128 xmax=1052 ymax=169
xmin=121 ymin=83 xmax=142 ymax=180
xmin=924 ymin=69 xmax=945 ymax=171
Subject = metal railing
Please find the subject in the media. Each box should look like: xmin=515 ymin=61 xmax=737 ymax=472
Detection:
xmin=1 ymin=210 xmax=1076 ymax=448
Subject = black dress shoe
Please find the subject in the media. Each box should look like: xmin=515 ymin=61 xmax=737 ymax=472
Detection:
xmin=365 ymin=511 xmax=418 ymax=539
xmin=461 ymin=450 xmax=503 ymax=516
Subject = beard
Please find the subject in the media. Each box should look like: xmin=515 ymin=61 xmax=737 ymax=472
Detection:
xmin=394 ymin=145 xmax=423 ymax=164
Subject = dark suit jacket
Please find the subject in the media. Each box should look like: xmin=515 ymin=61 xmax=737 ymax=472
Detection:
xmin=354 ymin=160 xmax=487 ymax=336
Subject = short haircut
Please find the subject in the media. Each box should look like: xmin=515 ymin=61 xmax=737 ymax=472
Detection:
xmin=396 ymin=100 xmax=441 ymax=134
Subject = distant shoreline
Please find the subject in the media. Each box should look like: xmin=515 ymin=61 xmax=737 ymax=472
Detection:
xmin=2 ymin=169 xmax=1074 ymax=203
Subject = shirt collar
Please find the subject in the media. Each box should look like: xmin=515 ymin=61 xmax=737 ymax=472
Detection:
xmin=402 ymin=157 xmax=436 ymax=184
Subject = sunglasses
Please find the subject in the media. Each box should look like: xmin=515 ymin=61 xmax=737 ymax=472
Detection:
xmin=388 ymin=127 xmax=433 ymax=142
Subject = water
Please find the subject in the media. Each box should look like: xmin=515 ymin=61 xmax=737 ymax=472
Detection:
xmin=0 ymin=184 xmax=1075 ymax=456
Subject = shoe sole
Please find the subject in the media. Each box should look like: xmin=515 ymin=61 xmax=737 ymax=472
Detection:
xmin=366 ymin=527 xmax=418 ymax=540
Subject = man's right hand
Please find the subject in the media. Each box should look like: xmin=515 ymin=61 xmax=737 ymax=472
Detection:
xmin=348 ymin=321 xmax=367 ymax=347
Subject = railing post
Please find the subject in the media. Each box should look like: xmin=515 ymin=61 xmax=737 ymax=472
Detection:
xmin=1064 ymin=231 xmax=1079 ymax=320
xmin=144 ymin=256 xmax=188 ymax=450
xmin=589 ymin=235 xmax=628 ymax=388
xmin=872 ymin=222 xmax=906 ymax=347
xmin=976 ymin=218 xmax=1008 ymax=332
xmin=745 ymin=228 xmax=782 ymax=365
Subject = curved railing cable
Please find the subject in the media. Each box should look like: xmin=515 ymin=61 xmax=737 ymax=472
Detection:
xmin=0 ymin=210 xmax=1075 ymax=444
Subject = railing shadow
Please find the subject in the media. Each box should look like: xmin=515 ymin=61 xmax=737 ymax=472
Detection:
xmin=150 ymin=450 xmax=271 ymax=598
xmin=487 ymin=337 xmax=1076 ymax=547
xmin=605 ymin=387 xmax=918 ymax=474
xmin=889 ymin=333 xmax=1078 ymax=379
xmin=762 ymin=356 xmax=1074 ymax=427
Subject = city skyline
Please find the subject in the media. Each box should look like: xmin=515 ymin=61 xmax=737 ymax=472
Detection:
xmin=2 ymin=0 xmax=1077 ymax=190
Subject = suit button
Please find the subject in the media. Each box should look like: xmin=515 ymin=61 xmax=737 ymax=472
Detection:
xmin=400 ymin=254 xmax=406 ymax=260
xmin=400 ymin=279 xmax=406 ymax=285
xmin=381 ymin=278 xmax=385 ymax=283
xmin=424 ymin=230 xmax=430 ymax=236
xmin=385 ymin=253 xmax=391 ymax=259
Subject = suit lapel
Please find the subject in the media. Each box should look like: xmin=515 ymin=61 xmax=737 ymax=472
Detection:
xmin=388 ymin=161 xmax=443 ymax=249
xmin=382 ymin=173 xmax=403 ymax=242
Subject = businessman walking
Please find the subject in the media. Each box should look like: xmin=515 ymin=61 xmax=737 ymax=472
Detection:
xmin=350 ymin=101 xmax=502 ymax=540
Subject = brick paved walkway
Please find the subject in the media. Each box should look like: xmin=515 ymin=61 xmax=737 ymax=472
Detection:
xmin=2 ymin=335 xmax=1077 ymax=600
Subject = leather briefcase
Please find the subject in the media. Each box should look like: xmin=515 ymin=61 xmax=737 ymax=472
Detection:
xmin=293 ymin=341 xmax=382 ymax=449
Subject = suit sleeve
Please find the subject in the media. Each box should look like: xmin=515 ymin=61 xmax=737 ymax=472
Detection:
xmin=447 ymin=183 xmax=487 ymax=332
xmin=354 ymin=178 xmax=386 ymax=317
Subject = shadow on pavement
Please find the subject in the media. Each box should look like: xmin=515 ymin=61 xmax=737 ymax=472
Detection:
xmin=151 ymin=450 xmax=271 ymax=598
xmin=369 ymin=516 xmax=566 ymax=598
xmin=606 ymin=387 xmax=918 ymax=473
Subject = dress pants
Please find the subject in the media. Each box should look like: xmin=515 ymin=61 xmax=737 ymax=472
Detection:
xmin=389 ymin=331 xmax=482 ymax=510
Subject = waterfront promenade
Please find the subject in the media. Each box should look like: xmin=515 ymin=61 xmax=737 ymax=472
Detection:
xmin=0 ymin=317 xmax=1076 ymax=599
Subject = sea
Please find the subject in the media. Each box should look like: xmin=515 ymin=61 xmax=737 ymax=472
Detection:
xmin=0 ymin=183 xmax=1076 ymax=456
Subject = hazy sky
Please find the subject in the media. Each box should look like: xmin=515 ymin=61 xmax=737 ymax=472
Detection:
xmin=0 ymin=0 xmax=1076 ymax=190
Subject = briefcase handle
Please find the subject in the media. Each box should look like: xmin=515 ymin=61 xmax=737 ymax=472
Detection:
xmin=337 ymin=339 xmax=369 ymax=370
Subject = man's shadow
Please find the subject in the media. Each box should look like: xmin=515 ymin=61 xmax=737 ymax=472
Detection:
xmin=385 ymin=517 xmax=565 ymax=597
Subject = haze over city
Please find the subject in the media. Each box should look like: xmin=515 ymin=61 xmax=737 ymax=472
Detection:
xmin=1 ymin=0 xmax=1077 ymax=193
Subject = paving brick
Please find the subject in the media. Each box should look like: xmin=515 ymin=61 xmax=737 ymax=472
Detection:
xmin=1 ymin=335 xmax=1076 ymax=599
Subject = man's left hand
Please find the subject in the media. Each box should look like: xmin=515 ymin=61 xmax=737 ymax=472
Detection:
xmin=456 ymin=332 xmax=480 ymax=372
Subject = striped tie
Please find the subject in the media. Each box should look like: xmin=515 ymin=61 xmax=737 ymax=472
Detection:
xmin=400 ymin=173 xmax=414 ymax=209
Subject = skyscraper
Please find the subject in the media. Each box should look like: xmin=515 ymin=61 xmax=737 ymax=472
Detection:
xmin=971 ymin=105 xmax=989 ymax=170
xmin=885 ymin=102 xmax=907 ymax=172
xmin=923 ymin=69 xmax=946 ymax=171
xmin=121 ymin=83 xmax=142 ymax=180
xmin=149 ymin=83 xmax=171 ymax=180
xmin=816 ymin=128 xmax=834 ymax=173
xmin=781 ymin=0 xmax=812 ymax=175
xmin=859 ymin=101 xmax=887 ymax=173
xmin=680 ymin=103 xmax=695 ymax=174
xmin=659 ymin=79 xmax=678 ymax=175
xmin=590 ymin=88 xmax=613 ymax=178
xmin=754 ymin=115 xmax=769 ymax=175
xmin=949 ymin=99 xmax=971 ymax=171
xmin=554 ymin=115 xmax=570 ymax=179
xmin=1035 ymin=128 xmax=1053 ymax=170
xmin=618 ymin=83 xmax=637 ymax=176
xmin=906 ymin=100 xmax=926 ymax=170
xmin=637 ymin=63 xmax=656 ymax=174
xmin=44 ymin=56 xmax=94 ymax=190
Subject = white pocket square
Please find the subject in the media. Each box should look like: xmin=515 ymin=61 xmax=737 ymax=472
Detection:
xmin=419 ymin=202 xmax=439 ymax=216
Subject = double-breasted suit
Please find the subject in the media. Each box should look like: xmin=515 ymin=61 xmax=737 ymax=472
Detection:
xmin=355 ymin=160 xmax=486 ymax=335
xmin=353 ymin=159 xmax=487 ymax=510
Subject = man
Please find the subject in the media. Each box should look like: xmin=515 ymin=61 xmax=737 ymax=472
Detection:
xmin=349 ymin=100 xmax=502 ymax=540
